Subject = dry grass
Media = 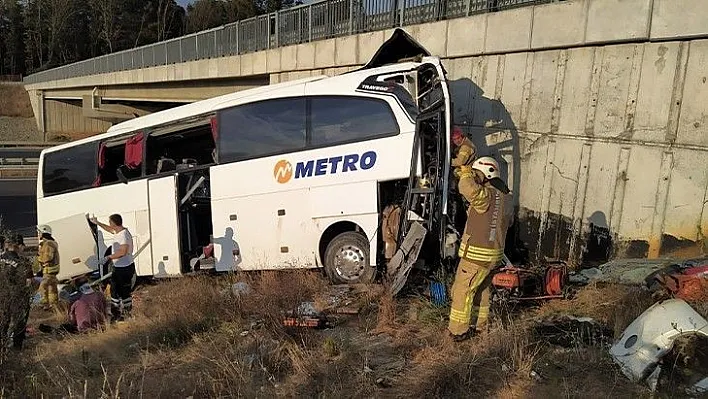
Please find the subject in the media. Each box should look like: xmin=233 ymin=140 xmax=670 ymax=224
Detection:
xmin=0 ymin=84 xmax=33 ymax=118
xmin=533 ymin=283 xmax=656 ymax=337
xmin=1 ymin=273 xmax=657 ymax=398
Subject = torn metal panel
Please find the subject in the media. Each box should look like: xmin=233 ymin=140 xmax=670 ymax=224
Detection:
xmin=387 ymin=221 xmax=427 ymax=296
xmin=359 ymin=28 xmax=431 ymax=70
xmin=610 ymin=299 xmax=708 ymax=388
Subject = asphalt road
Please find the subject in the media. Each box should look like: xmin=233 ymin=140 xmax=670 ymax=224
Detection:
xmin=0 ymin=147 xmax=45 ymax=159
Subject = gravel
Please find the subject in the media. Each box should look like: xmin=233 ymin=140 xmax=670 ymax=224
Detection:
xmin=0 ymin=117 xmax=42 ymax=142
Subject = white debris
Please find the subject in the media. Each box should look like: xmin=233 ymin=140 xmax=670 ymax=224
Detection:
xmin=610 ymin=299 xmax=708 ymax=391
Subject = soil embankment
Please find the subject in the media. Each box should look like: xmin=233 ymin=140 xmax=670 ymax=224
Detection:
xmin=0 ymin=83 xmax=41 ymax=142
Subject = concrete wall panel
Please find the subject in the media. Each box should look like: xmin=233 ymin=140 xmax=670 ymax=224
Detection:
xmin=315 ymin=39 xmax=336 ymax=68
xmin=531 ymin=0 xmax=587 ymax=49
xmin=335 ymin=36 xmax=358 ymax=66
xmin=281 ymin=45 xmax=297 ymax=71
xmin=676 ymin=40 xmax=708 ymax=147
xmin=517 ymin=135 xmax=552 ymax=214
xmin=296 ymin=43 xmax=315 ymax=69
xmin=651 ymin=0 xmax=708 ymax=40
xmin=586 ymin=0 xmax=651 ymax=43
xmin=471 ymin=55 xmax=501 ymax=127
xmin=413 ymin=20 xmax=448 ymax=58
xmin=252 ymin=51 xmax=267 ymax=75
xmin=593 ymin=44 xmax=637 ymax=138
xmin=446 ymin=58 xmax=473 ymax=125
xmin=634 ymin=42 xmax=680 ymax=142
xmin=663 ymin=148 xmax=708 ymax=246
xmin=266 ymin=49 xmax=281 ymax=73
xmin=499 ymin=53 xmax=528 ymax=127
xmin=240 ymin=53 xmax=254 ymax=76
xmin=527 ymin=50 xmax=560 ymax=134
xmin=558 ymin=47 xmax=594 ymax=136
xmin=618 ymin=145 xmax=662 ymax=238
xmin=485 ymin=7 xmax=532 ymax=53
xmin=446 ymin=15 xmax=486 ymax=58
xmin=357 ymin=31 xmax=385 ymax=65
xmin=583 ymin=142 xmax=621 ymax=226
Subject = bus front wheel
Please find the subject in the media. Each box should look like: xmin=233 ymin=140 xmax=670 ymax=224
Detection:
xmin=324 ymin=232 xmax=375 ymax=285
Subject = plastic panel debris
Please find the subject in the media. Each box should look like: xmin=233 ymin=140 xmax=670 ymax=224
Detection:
xmin=610 ymin=299 xmax=708 ymax=390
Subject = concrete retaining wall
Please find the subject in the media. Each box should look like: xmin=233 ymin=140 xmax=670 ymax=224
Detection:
xmin=439 ymin=40 xmax=707 ymax=265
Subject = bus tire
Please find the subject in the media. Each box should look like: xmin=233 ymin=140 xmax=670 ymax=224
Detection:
xmin=323 ymin=232 xmax=375 ymax=285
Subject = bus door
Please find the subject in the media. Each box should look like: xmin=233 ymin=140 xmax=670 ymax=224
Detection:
xmin=49 ymin=213 xmax=103 ymax=282
xmin=148 ymin=175 xmax=181 ymax=276
xmin=390 ymin=61 xmax=453 ymax=295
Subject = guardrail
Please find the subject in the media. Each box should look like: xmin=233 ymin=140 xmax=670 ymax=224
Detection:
xmin=0 ymin=142 xmax=56 ymax=148
xmin=24 ymin=0 xmax=550 ymax=85
xmin=0 ymin=74 xmax=22 ymax=82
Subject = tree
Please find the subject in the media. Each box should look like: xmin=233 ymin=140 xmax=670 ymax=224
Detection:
xmin=89 ymin=0 xmax=121 ymax=53
xmin=0 ymin=0 xmax=25 ymax=75
xmin=186 ymin=0 xmax=226 ymax=33
xmin=223 ymin=0 xmax=258 ymax=23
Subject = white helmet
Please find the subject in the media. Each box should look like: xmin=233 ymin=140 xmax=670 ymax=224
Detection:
xmin=37 ymin=224 xmax=52 ymax=235
xmin=471 ymin=157 xmax=501 ymax=180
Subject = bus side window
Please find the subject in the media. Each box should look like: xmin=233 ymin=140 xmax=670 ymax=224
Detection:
xmin=145 ymin=122 xmax=216 ymax=176
xmin=217 ymin=98 xmax=306 ymax=162
xmin=43 ymin=142 xmax=98 ymax=196
xmin=309 ymin=97 xmax=399 ymax=147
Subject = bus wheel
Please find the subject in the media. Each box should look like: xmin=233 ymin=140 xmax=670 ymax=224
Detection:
xmin=324 ymin=232 xmax=375 ymax=284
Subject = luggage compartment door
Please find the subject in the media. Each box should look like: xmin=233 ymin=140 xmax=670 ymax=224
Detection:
xmin=148 ymin=175 xmax=181 ymax=276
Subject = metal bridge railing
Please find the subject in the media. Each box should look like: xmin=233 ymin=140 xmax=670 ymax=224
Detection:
xmin=23 ymin=0 xmax=551 ymax=85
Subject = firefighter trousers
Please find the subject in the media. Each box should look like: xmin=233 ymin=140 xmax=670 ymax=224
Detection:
xmin=448 ymin=259 xmax=492 ymax=336
xmin=39 ymin=274 xmax=59 ymax=305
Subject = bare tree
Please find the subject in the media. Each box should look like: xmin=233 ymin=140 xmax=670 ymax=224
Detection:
xmin=46 ymin=0 xmax=76 ymax=65
xmin=89 ymin=0 xmax=120 ymax=53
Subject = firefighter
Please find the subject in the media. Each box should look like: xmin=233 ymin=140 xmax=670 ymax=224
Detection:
xmin=451 ymin=127 xmax=476 ymax=168
xmin=37 ymin=225 xmax=60 ymax=309
xmin=449 ymin=142 xmax=513 ymax=342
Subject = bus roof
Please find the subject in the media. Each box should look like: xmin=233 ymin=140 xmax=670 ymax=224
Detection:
xmin=41 ymin=57 xmax=441 ymax=155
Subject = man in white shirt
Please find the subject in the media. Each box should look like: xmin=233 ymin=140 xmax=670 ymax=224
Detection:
xmin=90 ymin=214 xmax=135 ymax=320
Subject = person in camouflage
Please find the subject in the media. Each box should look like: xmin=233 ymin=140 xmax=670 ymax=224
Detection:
xmin=0 ymin=235 xmax=33 ymax=351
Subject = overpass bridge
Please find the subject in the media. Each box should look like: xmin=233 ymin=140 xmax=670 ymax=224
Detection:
xmin=19 ymin=0 xmax=708 ymax=265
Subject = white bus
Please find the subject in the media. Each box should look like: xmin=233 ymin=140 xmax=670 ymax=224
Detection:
xmin=37 ymin=29 xmax=460 ymax=285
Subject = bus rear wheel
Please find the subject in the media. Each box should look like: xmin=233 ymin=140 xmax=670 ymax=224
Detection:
xmin=324 ymin=232 xmax=375 ymax=285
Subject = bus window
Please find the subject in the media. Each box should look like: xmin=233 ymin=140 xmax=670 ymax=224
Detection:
xmin=42 ymin=142 xmax=98 ymax=196
xmin=218 ymin=97 xmax=306 ymax=163
xmin=99 ymin=141 xmax=128 ymax=184
xmin=309 ymin=97 xmax=399 ymax=147
xmin=146 ymin=122 xmax=215 ymax=175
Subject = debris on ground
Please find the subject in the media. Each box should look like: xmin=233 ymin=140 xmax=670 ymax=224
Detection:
xmin=585 ymin=258 xmax=680 ymax=286
xmin=491 ymin=260 xmax=569 ymax=302
xmin=568 ymin=267 xmax=602 ymax=285
xmin=534 ymin=315 xmax=613 ymax=348
xmin=429 ymin=281 xmax=447 ymax=307
xmin=656 ymin=334 xmax=708 ymax=396
xmin=645 ymin=257 xmax=708 ymax=301
xmin=224 ymin=282 xmax=252 ymax=297
xmin=610 ymin=298 xmax=708 ymax=391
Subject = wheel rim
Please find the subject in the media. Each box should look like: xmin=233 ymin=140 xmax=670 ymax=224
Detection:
xmin=333 ymin=244 xmax=367 ymax=281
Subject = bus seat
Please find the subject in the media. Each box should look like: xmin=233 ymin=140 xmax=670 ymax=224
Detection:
xmin=157 ymin=157 xmax=176 ymax=173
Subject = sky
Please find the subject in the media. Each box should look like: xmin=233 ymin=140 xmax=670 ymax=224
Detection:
xmin=176 ymin=0 xmax=194 ymax=7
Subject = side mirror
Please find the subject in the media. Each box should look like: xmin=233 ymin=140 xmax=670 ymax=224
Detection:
xmin=116 ymin=165 xmax=129 ymax=184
